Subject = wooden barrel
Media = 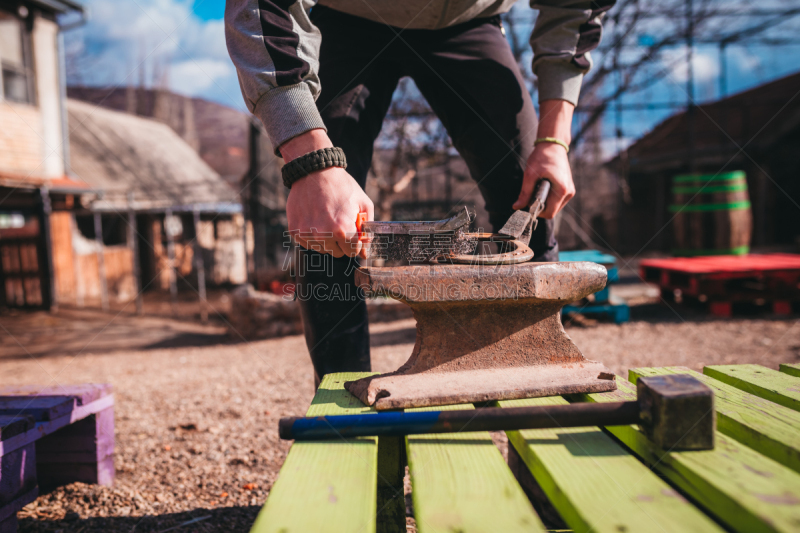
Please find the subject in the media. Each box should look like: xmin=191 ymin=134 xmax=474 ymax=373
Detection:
xmin=670 ymin=171 xmax=752 ymax=256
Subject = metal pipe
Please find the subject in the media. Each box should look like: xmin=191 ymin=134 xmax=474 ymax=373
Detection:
xmin=718 ymin=43 xmax=728 ymax=97
xmin=685 ymin=0 xmax=697 ymax=172
xmin=279 ymin=401 xmax=641 ymax=441
xmin=164 ymin=209 xmax=178 ymax=303
xmin=93 ymin=212 xmax=108 ymax=310
xmin=127 ymin=193 xmax=142 ymax=315
xmin=192 ymin=208 xmax=207 ymax=323
xmin=39 ymin=187 xmax=56 ymax=311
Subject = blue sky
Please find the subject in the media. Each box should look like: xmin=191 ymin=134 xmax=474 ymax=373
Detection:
xmin=64 ymin=0 xmax=800 ymax=156
xmin=192 ymin=0 xmax=224 ymax=21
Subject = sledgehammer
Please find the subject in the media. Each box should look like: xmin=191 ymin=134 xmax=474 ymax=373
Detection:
xmin=279 ymin=374 xmax=715 ymax=451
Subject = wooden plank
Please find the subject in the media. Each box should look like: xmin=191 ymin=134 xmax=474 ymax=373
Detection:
xmin=630 ymin=366 xmax=800 ymax=474
xmin=405 ymin=403 xmax=544 ymax=533
xmin=37 ymin=407 xmax=115 ymax=490
xmin=0 ymin=486 xmax=38 ymax=523
xmin=0 ymin=394 xmax=114 ymax=458
xmin=780 ymin=363 xmax=800 ymax=379
xmin=251 ymin=373 xmax=383 ymax=533
xmin=704 ymin=364 xmax=800 ymax=412
xmin=0 ymin=383 xmax=112 ymax=405
xmin=0 ymin=443 xmax=37 ymax=504
xmin=0 ymin=416 xmax=33 ymax=442
xmin=500 ymin=395 xmax=721 ymax=533
xmin=0 ymin=397 xmax=74 ymax=422
xmin=580 ymin=378 xmax=800 ymax=533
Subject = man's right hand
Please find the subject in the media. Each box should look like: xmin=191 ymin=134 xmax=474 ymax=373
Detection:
xmin=281 ymin=129 xmax=374 ymax=258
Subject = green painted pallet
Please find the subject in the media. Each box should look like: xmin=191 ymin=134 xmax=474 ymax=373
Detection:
xmin=499 ymin=395 xmax=722 ymax=533
xmin=578 ymin=378 xmax=800 ymax=533
xmin=405 ymin=403 xmax=544 ymax=533
xmin=630 ymin=367 xmax=800 ymax=475
xmin=705 ymin=364 xmax=800 ymax=412
xmin=780 ymin=363 xmax=800 ymax=379
xmin=251 ymin=373 xmax=391 ymax=533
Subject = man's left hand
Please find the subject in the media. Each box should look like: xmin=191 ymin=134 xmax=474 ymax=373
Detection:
xmin=513 ymin=99 xmax=575 ymax=219
xmin=513 ymin=142 xmax=574 ymax=219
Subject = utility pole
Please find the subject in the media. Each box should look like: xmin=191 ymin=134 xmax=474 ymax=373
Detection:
xmin=686 ymin=0 xmax=697 ymax=173
xmin=718 ymin=42 xmax=728 ymax=98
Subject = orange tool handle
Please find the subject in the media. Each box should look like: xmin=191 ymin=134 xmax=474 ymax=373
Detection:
xmin=356 ymin=211 xmax=368 ymax=241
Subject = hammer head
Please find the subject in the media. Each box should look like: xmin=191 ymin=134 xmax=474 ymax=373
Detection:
xmin=638 ymin=374 xmax=715 ymax=451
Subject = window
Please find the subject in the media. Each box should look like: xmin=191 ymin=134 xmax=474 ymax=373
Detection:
xmin=75 ymin=214 xmax=128 ymax=246
xmin=0 ymin=11 xmax=35 ymax=105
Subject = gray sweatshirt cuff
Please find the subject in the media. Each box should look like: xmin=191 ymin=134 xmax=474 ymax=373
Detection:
xmin=253 ymin=83 xmax=327 ymax=156
xmin=535 ymin=62 xmax=585 ymax=106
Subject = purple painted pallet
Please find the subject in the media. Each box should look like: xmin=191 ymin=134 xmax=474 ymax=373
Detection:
xmin=0 ymin=384 xmax=114 ymax=532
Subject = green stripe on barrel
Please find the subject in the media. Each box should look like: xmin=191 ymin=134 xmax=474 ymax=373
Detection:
xmin=668 ymin=200 xmax=751 ymax=212
xmin=671 ymin=171 xmax=751 ymax=257
xmin=672 ymin=170 xmax=746 ymax=183
xmin=671 ymin=183 xmax=748 ymax=194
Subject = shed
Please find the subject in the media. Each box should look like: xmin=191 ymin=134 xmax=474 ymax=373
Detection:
xmin=53 ymin=99 xmax=246 ymax=310
xmin=608 ymin=71 xmax=800 ymax=253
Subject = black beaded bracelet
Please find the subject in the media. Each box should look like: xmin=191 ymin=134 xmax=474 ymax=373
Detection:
xmin=281 ymin=147 xmax=347 ymax=189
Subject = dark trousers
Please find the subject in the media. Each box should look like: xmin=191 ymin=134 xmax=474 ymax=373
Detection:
xmin=297 ymin=7 xmax=559 ymax=384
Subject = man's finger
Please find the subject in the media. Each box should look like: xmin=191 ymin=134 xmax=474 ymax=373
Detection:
xmin=339 ymin=232 xmax=363 ymax=258
xmin=329 ymin=241 xmax=345 ymax=258
xmin=513 ymin=177 xmax=536 ymax=210
xmin=359 ymin=201 xmax=375 ymax=259
xmin=539 ymin=186 xmax=565 ymax=219
xmin=334 ymin=227 xmax=361 ymax=258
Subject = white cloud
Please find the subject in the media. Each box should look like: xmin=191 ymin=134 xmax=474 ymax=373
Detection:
xmin=661 ymin=47 xmax=720 ymax=84
xmin=66 ymin=0 xmax=242 ymax=108
xmin=169 ymin=58 xmax=233 ymax=94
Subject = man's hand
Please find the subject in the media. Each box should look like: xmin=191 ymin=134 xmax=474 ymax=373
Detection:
xmin=282 ymin=129 xmax=374 ymax=258
xmin=513 ymin=99 xmax=575 ymax=219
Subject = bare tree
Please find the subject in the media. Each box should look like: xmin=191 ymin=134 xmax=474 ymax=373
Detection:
xmin=502 ymin=0 xmax=800 ymax=146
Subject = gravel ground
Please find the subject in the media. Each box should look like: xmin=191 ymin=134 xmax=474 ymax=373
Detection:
xmin=1 ymin=297 xmax=798 ymax=532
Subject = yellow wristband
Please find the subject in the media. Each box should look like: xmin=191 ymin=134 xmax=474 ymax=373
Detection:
xmin=534 ymin=137 xmax=569 ymax=153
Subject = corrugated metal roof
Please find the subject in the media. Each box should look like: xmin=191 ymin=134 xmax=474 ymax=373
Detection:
xmin=67 ymin=99 xmax=241 ymax=213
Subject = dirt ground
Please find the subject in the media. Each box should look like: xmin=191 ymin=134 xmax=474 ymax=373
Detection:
xmin=1 ymin=284 xmax=798 ymax=532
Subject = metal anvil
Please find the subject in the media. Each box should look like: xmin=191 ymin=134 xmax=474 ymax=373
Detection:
xmin=345 ymin=262 xmax=617 ymax=410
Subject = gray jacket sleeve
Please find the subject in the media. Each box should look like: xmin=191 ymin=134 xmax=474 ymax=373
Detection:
xmin=531 ymin=0 xmax=615 ymax=105
xmin=225 ymin=0 xmax=325 ymax=154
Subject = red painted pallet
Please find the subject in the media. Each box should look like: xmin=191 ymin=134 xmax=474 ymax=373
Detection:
xmin=640 ymin=253 xmax=800 ymax=317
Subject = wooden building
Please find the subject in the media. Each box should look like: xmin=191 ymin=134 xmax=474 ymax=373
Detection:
xmin=608 ymin=71 xmax=800 ymax=254
xmin=0 ymin=0 xmax=86 ymax=309
xmin=66 ymin=86 xmax=287 ymax=289
xmin=61 ymin=99 xmax=246 ymax=309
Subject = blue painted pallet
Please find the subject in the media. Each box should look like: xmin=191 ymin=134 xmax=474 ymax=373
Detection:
xmin=558 ymin=249 xmax=617 ymax=265
xmin=559 ymin=250 xmax=620 ymax=301
xmin=562 ymin=296 xmax=630 ymax=324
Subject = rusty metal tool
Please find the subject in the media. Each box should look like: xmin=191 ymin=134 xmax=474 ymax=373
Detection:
xmin=281 ymin=374 xmax=715 ymax=451
xmin=498 ymin=178 xmax=551 ymax=246
xmin=344 ymin=261 xmax=618 ymax=409
xmin=356 ymin=206 xmax=536 ymax=265
xmin=356 ymin=206 xmax=479 ymax=262
xmin=441 ymin=179 xmax=550 ymax=265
